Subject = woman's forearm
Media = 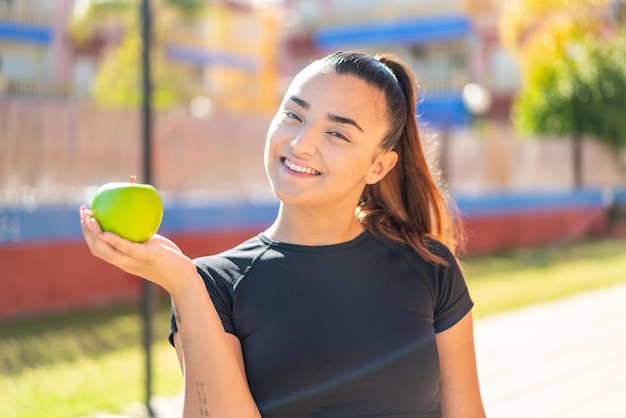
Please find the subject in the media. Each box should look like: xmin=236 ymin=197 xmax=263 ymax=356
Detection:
xmin=170 ymin=270 xmax=260 ymax=418
xmin=79 ymin=207 xmax=259 ymax=416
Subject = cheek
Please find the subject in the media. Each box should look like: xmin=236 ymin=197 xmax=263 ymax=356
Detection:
xmin=329 ymin=151 xmax=372 ymax=180
xmin=264 ymin=119 xmax=280 ymax=149
xmin=264 ymin=121 xmax=284 ymax=166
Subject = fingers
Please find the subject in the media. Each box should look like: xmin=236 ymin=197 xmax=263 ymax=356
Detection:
xmin=79 ymin=206 xmax=131 ymax=265
xmin=99 ymin=231 xmax=145 ymax=261
xmin=78 ymin=205 xmax=189 ymax=289
xmin=79 ymin=205 xmax=92 ymax=229
xmin=80 ymin=205 xmax=102 ymax=246
xmin=79 ymin=205 xmax=160 ymax=277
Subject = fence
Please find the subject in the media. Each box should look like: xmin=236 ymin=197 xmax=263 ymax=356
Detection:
xmin=2 ymin=97 xmax=626 ymax=207
xmin=0 ymin=4 xmax=51 ymax=26
xmin=0 ymin=98 xmax=273 ymax=207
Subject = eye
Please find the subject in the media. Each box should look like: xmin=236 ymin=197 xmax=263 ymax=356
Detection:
xmin=327 ymin=131 xmax=350 ymax=142
xmin=283 ymin=111 xmax=302 ymax=122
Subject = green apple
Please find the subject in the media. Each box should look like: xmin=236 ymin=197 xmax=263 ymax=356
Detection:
xmin=91 ymin=180 xmax=163 ymax=243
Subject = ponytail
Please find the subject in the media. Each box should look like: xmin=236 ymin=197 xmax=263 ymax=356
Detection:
xmin=322 ymin=51 xmax=462 ymax=264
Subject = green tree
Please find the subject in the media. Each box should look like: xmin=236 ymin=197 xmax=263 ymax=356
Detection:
xmin=513 ymin=33 xmax=626 ymax=148
xmin=70 ymin=0 xmax=208 ymax=109
xmin=501 ymin=0 xmax=626 ymax=185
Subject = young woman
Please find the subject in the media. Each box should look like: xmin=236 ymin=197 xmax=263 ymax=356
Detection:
xmin=80 ymin=51 xmax=486 ymax=418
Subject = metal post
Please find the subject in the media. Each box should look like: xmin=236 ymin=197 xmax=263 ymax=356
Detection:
xmin=140 ymin=0 xmax=155 ymax=417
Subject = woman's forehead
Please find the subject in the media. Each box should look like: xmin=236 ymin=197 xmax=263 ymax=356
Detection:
xmin=286 ymin=72 xmax=383 ymax=109
xmin=286 ymin=66 xmax=380 ymax=100
xmin=288 ymin=61 xmax=332 ymax=89
xmin=283 ymin=67 xmax=389 ymax=139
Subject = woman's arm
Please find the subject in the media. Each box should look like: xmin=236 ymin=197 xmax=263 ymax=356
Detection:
xmin=80 ymin=207 xmax=260 ymax=417
xmin=436 ymin=310 xmax=486 ymax=418
xmin=173 ymin=329 xmax=253 ymax=414
xmin=169 ymin=278 xmax=259 ymax=417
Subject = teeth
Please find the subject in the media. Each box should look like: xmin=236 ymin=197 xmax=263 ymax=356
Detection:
xmin=283 ymin=158 xmax=320 ymax=175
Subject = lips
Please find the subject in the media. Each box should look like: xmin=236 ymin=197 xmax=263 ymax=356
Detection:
xmin=282 ymin=157 xmax=321 ymax=175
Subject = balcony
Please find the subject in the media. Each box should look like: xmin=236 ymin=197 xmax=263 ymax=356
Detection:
xmin=462 ymin=0 xmax=504 ymax=17
xmin=0 ymin=3 xmax=51 ymax=25
xmin=0 ymin=78 xmax=72 ymax=96
xmin=0 ymin=4 xmax=52 ymax=45
xmin=285 ymin=0 xmax=468 ymax=35
xmin=313 ymin=15 xmax=472 ymax=50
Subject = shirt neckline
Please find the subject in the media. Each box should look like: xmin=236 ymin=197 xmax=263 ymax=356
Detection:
xmin=258 ymin=230 xmax=370 ymax=253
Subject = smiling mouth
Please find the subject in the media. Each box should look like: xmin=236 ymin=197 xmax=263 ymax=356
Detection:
xmin=282 ymin=157 xmax=321 ymax=175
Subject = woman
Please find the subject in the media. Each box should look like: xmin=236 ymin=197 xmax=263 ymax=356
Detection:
xmin=81 ymin=51 xmax=486 ymax=418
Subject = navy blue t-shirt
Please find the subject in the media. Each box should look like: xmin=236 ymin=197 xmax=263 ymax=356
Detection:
xmin=170 ymin=231 xmax=473 ymax=417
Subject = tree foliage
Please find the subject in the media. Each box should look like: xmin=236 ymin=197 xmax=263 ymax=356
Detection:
xmin=512 ymin=32 xmax=626 ymax=148
xmin=163 ymin=0 xmax=206 ymax=18
xmin=501 ymin=0 xmax=626 ymax=149
xmin=70 ymin=0 xmax=137 ymax=40
xmin=499 ymin=0 xmax=608 ymax=61
xmin=70 ymin=0 xmax=208 ymax=109
xmin=91 ymin=30 xmax=180 ymax=109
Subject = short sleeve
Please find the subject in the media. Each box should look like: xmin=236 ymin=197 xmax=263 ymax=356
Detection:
xmin=431 ymin=244 xmax=473 ymax=333
xmin=168 ymin=260 xmax=236 ymax=347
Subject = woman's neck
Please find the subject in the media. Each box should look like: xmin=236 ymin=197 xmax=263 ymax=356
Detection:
xmin=264 ymin=204 xmax=364 ymax=246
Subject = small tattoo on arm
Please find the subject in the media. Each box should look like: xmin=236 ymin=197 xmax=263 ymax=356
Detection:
xmin=196 ymin=381 xmax=209 ymax=416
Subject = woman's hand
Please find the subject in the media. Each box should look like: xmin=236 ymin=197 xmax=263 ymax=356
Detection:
xmin=79 ymin=205 xmax=195 ymax=293
xmin=80 ymin=206 xmax=261 ymax=417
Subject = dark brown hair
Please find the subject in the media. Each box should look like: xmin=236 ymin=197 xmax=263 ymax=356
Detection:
xmin=319 ymin=51 xmax=462 ymax=264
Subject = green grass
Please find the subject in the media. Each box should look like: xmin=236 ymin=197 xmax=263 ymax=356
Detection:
xmin=1 ymin=237 xmax=626 ymax=417
xmin=463 ymin=238 xmax=626 ymax=317
xmin=0 ymin=298 xmax=183 ymax=418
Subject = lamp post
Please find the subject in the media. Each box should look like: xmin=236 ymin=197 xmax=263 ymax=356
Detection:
xmin=140 ymin=0 xmax=155 ymax=417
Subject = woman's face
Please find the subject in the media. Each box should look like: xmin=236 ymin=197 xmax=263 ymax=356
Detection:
xmin=264 ymin=64 xmax=398 ymax=210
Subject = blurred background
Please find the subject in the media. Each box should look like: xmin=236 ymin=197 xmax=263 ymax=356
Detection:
xmin=1 ymin=0 xmax=625 ymax=417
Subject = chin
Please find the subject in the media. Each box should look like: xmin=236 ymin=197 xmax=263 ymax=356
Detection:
xmin=272 ymin=188 xmax=305 ymax=205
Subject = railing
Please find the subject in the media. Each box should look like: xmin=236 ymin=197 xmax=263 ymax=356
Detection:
xmin=417 ymin=75 xmax=468 ymax=93
xmin=286 ymin=0 xmax=468 ymax=35
xmin=462 ymin=0 xmax=504 ymax=17
xmin=0 ymin=4 xmax=51 ymax=26
xmin=0 ymin=78 xmax=72 ymax=96
xmin=0 ymin=98 xmax=273 ymax=207
xmin=285 ymin=0 xmax=505 ymax=36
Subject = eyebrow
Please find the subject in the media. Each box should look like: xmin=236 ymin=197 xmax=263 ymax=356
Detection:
xmin=327 ymin=114 xmax=364 ymax=132
xmin=289 ymin=95 xmax=309 ymax=110
xmin=288 ymin=95 xmax=365 ymax=132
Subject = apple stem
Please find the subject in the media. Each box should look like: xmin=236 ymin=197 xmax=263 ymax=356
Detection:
xmin=130 ymin=175 xmax=136 ymax=183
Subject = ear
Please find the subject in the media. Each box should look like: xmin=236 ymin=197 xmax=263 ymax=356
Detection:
xmin=365 ymin=150 xmax=398 ymax=185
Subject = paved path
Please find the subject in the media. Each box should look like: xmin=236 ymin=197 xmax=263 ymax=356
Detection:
xmin=475 ymin=283 xmax=626 ymax=418
xmin=86 ymin=283 xmax=626 ymax=417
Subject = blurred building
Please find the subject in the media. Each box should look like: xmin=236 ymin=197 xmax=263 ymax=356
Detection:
xmin=163 ymin=1 xmax=282 ymax=113
xmin=0 ymin=0 xmax=74 ymax=95
xmin=0 ymin=0 xmax=518 ymax=118
xmin=0 ymin=0 xmax=283 ymax=112
xmin=280 ymin=0 xmax=520 ymax=127
xmin=66 ymin=0 xmax=284 ymax=112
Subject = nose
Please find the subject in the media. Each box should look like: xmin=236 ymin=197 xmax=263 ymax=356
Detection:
xmin=290 ymin=125 xmax=318 ymax=156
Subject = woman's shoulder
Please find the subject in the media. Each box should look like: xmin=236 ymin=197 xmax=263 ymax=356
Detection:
xmin=364 ymin=230 xmax=456 ymax=264
xmin=423 ymin=236 xmax=457 ymax=263
xmin=193 ymin=234 xmax=270 ymax=280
